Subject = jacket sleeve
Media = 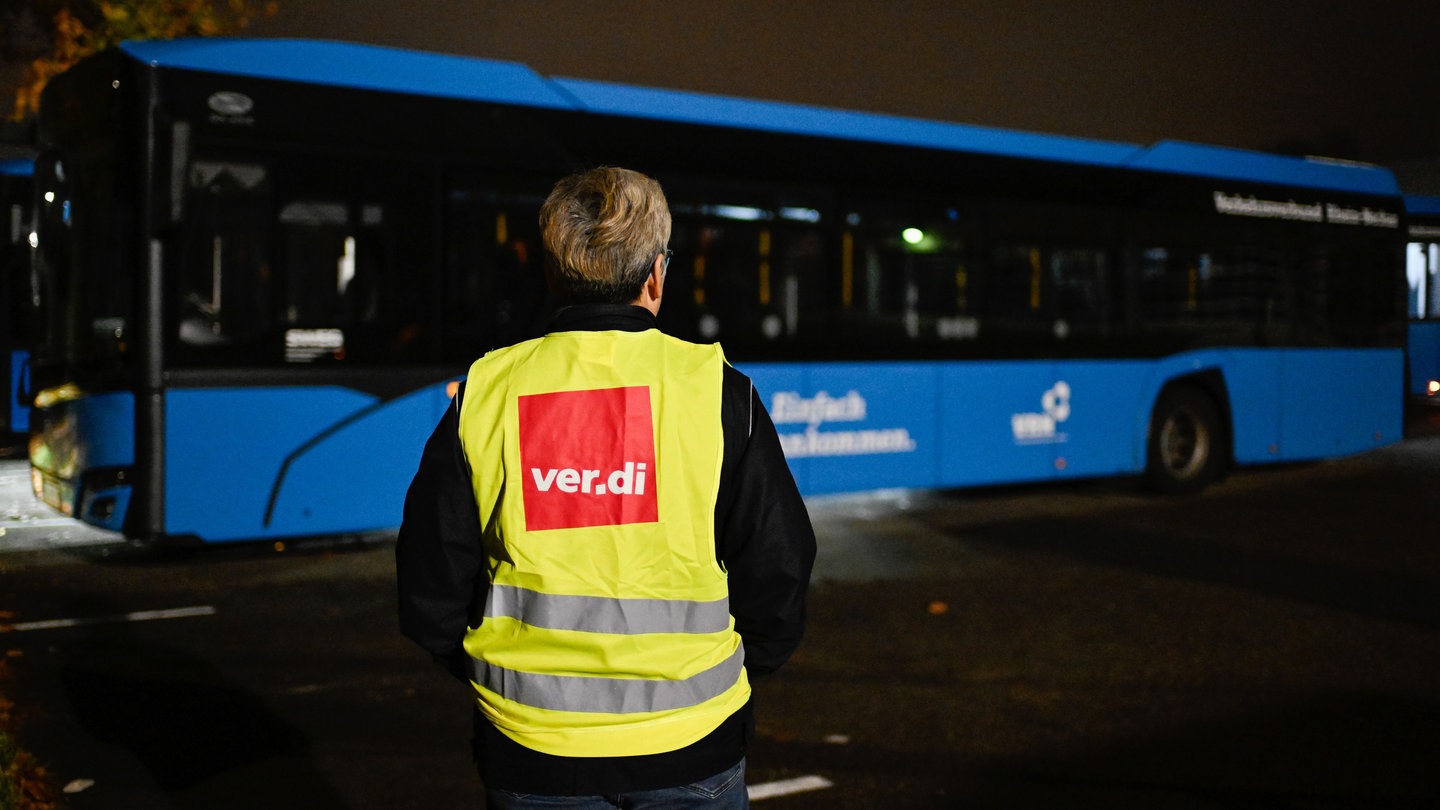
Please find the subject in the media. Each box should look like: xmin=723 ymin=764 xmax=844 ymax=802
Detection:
xmin=717 ymin=367 xmax=816 ymax=678
xmin=395 ymin=387 xmax=485 ymax=681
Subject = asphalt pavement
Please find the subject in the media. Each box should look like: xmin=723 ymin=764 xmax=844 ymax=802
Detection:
xmin=3 ymin=416 xmax=1440 ymax=808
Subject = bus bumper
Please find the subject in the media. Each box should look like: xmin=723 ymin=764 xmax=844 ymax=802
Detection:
xmin=30 ymin=465 xmax=131 ymax=533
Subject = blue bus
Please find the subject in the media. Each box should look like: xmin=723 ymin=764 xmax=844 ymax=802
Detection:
xmin=1406 ymin=194 xmax=1440 ymax=401
xmin=1 ymin=157 xmax=34 ymax=451
xmin=27 ymin=38 xmax=1407 ymax=546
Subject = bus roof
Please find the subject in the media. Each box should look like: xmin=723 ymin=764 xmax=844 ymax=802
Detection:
xmin=1125 ymin=142 xmax=1400 ymax=197
xmin=118 ymin=38 xmax=1400 ymax=198
xmin=550 ymin=75 xmax=1139 ymax=169
xmin=119 ymin=38 xmax=575 ymax=111
xmin=1407 ymin=195 xmax=1440 ymax=217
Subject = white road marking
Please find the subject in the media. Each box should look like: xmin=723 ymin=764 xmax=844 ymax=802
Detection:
xmin=1 ymin=605 xmax=216 ymax=632
xmin=748 ymin=774 xmax=835 ymax=801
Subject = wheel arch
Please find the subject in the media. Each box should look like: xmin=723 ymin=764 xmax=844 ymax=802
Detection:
xmin=1144 ymin=369 xmax=1235 ymax=492
xmin=1153 ymin=370 xmax=1234 ymax=465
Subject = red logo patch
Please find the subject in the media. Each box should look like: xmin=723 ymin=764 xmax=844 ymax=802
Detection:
xmin=518 ymin=386 xmax=658 ymax=531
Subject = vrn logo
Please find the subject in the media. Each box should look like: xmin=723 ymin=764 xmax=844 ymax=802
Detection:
xmin=518 ymin=386 xmax=659 ymax=531
xmin=1011 ymin=381 xmax=1071 ymax=444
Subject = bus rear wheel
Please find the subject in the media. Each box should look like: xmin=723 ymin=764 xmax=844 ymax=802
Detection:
xmin=1145 ymin=386 xmax=1223 ymax=494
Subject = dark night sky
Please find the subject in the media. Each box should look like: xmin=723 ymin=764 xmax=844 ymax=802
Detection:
xmin=247 ymin=0 xmax=1440 ymax=175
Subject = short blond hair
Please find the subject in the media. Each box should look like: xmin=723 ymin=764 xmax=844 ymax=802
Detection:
xmin=539 ymin=167 xmax=671 ymax=305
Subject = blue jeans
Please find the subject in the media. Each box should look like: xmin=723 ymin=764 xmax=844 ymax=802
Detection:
xmin=485 ymin=758 xmax=748 ymax=809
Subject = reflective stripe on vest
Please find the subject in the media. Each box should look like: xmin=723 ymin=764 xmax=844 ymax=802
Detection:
xmin=472 ymin=643 xmax=745 ymax=715
xmin=486 ymin=584 xmax=733 ymax=635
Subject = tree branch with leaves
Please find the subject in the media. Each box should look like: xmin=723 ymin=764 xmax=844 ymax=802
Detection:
xmin=11 ymin=0 xmax=279 ymax=121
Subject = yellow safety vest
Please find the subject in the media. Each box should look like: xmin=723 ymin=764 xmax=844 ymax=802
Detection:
xmin=457 ymin=327 xmax=751 ymax=758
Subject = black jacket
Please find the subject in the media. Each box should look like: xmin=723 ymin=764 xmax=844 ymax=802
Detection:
xmin=396 ymin=304 xmax=815 ymax=794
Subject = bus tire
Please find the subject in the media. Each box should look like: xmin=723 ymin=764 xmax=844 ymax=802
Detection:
xmin=1145 ymin=385 xmax=1223 ymax=494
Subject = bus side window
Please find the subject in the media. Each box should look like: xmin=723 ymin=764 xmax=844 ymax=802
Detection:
xmin=441 ymin=182 xmax=548 ymax=363
xmin=1320 ymin=234 xmax=1405 ymax=344
xmin=1139 ymin=246 xmax=1193 ymax=324
xmin=853 ymin=232 xmax=907 ymax=327
xmin=840 ymin=206 xmax=918 ymax=349
xmin=831 ymin=202 xmax=975 ymax=356
xmin=1194 ymin=246 xmax=1276 ymax=327
xmin=984 ymin=244 xmax=1046 ymax=322
xmin=698 ymin=219 xmax=763 ymax=345
xmin=491 ymin=203 xmax=547 ymax=349
xmin=1051 ymin=248 xmax=1112 ymax=328
xmin=278 ymin=202 xmax=340 ymax=321
xmin=773 ymin=224 xmax=827 ymax=352
xmin=660 ymin=200 xmax=767 ymax=349
xmin=906 ymin=218 xmax=971 ymax=347
xmin=177 ymin=160 xmax=272 ymax=352
xmin=660 ymin=215 xmax=702 ymax=342
xmin=662 ymin=198 xmax=828 ymax=357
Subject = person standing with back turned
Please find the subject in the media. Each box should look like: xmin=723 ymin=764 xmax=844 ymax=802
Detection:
xmin=396 ymin=166 xmax=816 ymax=808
